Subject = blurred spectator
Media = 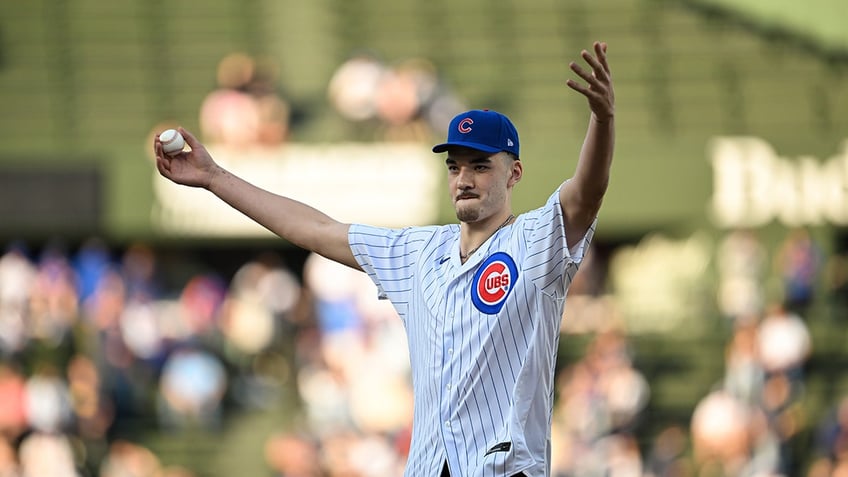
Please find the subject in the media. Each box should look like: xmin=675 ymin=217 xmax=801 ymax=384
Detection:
xmin=327 ymin=52 xmax=386 ymax=124
xmin=815 ymin=396 xmax=848 ymax=466
xmin=67 ymin=353 xmax=114 ymax=440
xmin=691 ymin=389 xmax=752 ymax=476
xmin=118 ymin=298 xmax=165 ymax=364
xmin=244 ymin=56 xmax=293 ymax=146
xmin=177 ymin=273 xmax=227 ymax=339
xmin=0 ymin=361 xmax=27 ymax=441
xmin=264 ymin=431 xmax=322 ymax=477
xmin=18 ymin=432 xmax=79 ymax=477
xmin=724 ymin=321 xmax=765 ymax=406
xmin=759 ymin=372 xmax=804 ymax=474
xmin=99 ymin=440 xmax=162 ymax=477
xmin=0 ymin=435 xmax=19 ymax=476
xmin=328 ymin=53 xmax=465 ymax=142
xmin=157 ymin=346 xmax=227 ymax=430
xmin=774 ymin=228 xmax=822 ymax=315
xmin=199 ymin=53 xmax=262 ymax=148
xmin=344 ymin=432 xmax=403 ymax=477
xmin=199 ymin=53 xmax=291 ymax=149
xmin=643 ymin=425 xmax=691 ymax=477
xmin=319 ymin=429 xmax=404 ymax=477
xmin=373 ymin=58 xmax=438 ymax=141
xmin=73 ymin=237 xmax=112 ymax=305
xmin=716 ymin=229 xmax=767 ymax=323
xmin=0 ymin=243 xmax=36 ymax=356
xmin=823 ymin=249 xmax=848 ymax=322
xmin=119 ymin=242 xmax=161 ymax=303
xmin=756 ymin=304 xmax=811 ymax=387
xmin=24 ymin=363 xmax=73 ymax=434
xmin=744 ymin=406 xmax=784 ymax=476
xmin=28 ymin=244 xmax=79 ymax=354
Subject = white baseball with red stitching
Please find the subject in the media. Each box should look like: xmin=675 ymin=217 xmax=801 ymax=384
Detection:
xmin=160 ymin=129 xmax=185 ymax=155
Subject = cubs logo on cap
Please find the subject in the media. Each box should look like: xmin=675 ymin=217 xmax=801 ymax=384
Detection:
xmin=432 ymin=109 xmax=520 ymax=157
xmin=471 ymin=252 xmax=518 ymax=314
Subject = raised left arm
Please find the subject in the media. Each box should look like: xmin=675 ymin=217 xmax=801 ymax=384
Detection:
xmin=560 ymin=41 xmax=615 ymax=249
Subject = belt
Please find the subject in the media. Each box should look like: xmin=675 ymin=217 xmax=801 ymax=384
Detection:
xmin=441 ymin=462 xmax=526 ymax=476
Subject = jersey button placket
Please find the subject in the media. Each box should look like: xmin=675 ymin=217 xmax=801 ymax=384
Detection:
xmin=440 ymin=310 xmax=457 ymax=465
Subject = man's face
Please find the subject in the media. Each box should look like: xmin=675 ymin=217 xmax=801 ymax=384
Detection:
xmin=445 ymin=147 xmax=520 ymax=224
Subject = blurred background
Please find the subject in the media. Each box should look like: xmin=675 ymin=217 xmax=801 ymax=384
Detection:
xmin=1 ymin=0 xmax=847 ymax=475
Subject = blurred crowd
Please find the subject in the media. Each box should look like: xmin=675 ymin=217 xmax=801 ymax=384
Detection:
xmin=198 ymin=53 xmax=295 ymax=149
xmin=326 ymin=52 xmax=466 ymax=142
xmin=0 ymin=237 xmax=416 ymax=476
xmin=193 ymin=50 xmax=467 ymax=153
xmin=0 ymin=225 xmax=846 ymax=477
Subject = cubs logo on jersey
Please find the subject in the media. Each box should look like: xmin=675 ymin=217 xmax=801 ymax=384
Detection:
xmin=471 ymin=252 xmax=518 ymax=314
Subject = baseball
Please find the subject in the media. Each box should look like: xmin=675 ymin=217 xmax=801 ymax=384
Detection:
xmin=160 ymin=129 xmax=186 ymax=155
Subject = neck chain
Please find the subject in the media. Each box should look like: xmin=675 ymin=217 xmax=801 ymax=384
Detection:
xmin=460 ymin=214 xmax=515 ymax=260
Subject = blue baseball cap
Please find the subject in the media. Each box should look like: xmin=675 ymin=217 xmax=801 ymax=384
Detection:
xmin=432 ymin=109 xmax=520 ymax=157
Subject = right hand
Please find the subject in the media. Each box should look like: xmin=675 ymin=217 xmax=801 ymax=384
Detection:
xmin=154 ymin=127 xmax=219 ymax=189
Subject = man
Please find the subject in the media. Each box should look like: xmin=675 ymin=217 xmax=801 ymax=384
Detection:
xmin=154 ymin=41 xmax=614 ymax=476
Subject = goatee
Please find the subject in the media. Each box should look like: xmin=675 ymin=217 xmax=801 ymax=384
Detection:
xmin=456 ymin=207 xmax=479 ymax=223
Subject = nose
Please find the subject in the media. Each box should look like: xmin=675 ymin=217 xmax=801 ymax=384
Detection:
xmin=455 ymin=166 xmax=474 ymax=191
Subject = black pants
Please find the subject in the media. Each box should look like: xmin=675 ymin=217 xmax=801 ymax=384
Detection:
xmin=441 ymin=462 xmax=526 ymax=476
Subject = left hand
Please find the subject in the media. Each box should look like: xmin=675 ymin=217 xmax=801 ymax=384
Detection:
xmin=567 ymin=41 xmax=615 ymax=123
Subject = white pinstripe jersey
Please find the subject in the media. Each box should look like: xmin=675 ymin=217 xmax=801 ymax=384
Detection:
xmin=349 ymin=188 xmax=595 ymax=477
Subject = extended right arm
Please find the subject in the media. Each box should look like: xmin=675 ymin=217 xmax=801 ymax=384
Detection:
xmin=154 ymin=128 xmax=359 ymax=270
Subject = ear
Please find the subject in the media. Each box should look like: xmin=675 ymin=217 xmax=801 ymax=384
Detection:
xmin=508 ymin=159 xmax=523 ymax=187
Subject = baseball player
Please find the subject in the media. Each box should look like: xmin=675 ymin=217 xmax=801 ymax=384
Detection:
xmin=154 ymin=41 xmax=615 ymax=476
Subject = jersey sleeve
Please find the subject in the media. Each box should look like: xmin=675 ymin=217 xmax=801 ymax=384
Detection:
xmin=348 ymin=224 xmax=432 ymax=306
xmin=521 ymin=185 xmax=596 ymax=299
